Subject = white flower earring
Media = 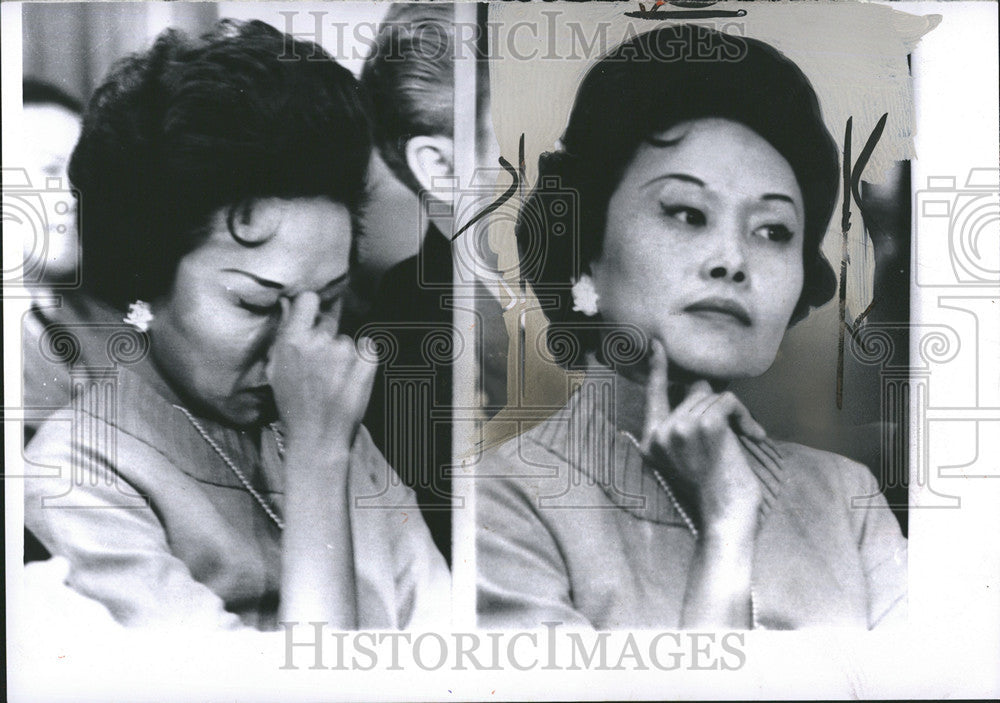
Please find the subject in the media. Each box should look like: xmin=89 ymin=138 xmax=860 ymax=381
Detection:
xmin=570 ymin=274 xmax=600 ymax=317
xmin=123 ymin=300 xmax=154 ymax=332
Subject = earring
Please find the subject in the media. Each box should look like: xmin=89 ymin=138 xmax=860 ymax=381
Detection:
xmin=123 ymin=300 xmax=154 ymax=332
xmin=570 ymin=274 xmax=600 ymax=317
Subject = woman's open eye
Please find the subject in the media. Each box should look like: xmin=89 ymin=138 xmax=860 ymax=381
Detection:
xmin=753 ymin=224 xmax=795 ymax=243
xmin=660 ymin=205 xmax=707 ymax=227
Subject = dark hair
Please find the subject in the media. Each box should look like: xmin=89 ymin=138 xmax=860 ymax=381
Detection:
xmin=516 ymin=24 xmax=840 ymax=365
xmin=360 ymin=3 xmax=460 ymax=193
xmin=23 ymin=78 xmax=84 ymax=114
xmin=68 ymin=19 xmax=372 ymax=309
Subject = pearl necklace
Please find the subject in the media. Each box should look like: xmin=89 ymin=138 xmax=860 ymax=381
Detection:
xmin=619 ymin=428 xmax=760 ymax=629
xmin=620 ymin=430 xmax=698 ymax=538
xmin=175 ymin=405 xmax=285 ymax=530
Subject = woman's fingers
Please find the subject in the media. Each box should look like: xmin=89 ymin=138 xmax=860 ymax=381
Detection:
xmin=642 ymin=338 xmax=671 ymax=441
xmin=657 ymin=384 xmax=770 ymax=449
xmin=688 ymin=391 xmax=767 ymax=443
xmin=351 ymin=336 xmax=378 ymax=405
xmin=282 ymin=290 xmax=320 ymax=338
xmin=725 ymin=396 xmax=767 ymax=442
xmin=279 ymin=295 xmax=291 ymax=326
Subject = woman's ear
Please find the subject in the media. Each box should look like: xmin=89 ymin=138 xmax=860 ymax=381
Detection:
xmin=404 ymin=135 xmax=454 ymax=198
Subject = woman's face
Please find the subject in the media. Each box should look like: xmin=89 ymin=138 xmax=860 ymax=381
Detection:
xmin=149 ymin=197 xmax=352 ymax=427
xmin=591 ymin=118 xmax=805 ymax=382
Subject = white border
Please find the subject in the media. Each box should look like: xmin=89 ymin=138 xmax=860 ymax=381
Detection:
xmin=4 ymin=2 xmax=999 ymax=700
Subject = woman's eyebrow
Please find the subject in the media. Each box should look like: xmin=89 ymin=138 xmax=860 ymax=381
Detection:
xmin=761 ymin=193 xmax=797 ymax=206
xmin=646 ymin=135 xmax=684 ymax=149
xmin=222 ymin=269 xmax=350 ymax=294
xmin=642 ymin=173 xmax=706 ymax=189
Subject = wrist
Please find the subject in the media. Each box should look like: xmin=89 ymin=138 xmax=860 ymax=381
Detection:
xmin=700 ymin=512 xmax=758 ymax=548
xmin=698 ymin=477 xmax=762 ymax=528
xmin=282 ymin=443 xmax=352 ymax=484
xmin=283 ymin=425 xmax=354 ymax=455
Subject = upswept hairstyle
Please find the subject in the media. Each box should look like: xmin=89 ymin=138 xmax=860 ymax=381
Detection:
xmin=515 ymin=24 xmax=840 ymax=365
xmin=68 ymin=19 xmax=372 ymax=309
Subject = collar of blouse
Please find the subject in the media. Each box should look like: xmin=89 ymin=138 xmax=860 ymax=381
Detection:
xmin=535 ymin=365 xmax=787 ymax=529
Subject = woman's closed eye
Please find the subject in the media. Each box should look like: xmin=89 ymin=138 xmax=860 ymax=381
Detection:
xmin=237 ymin=294 xmax=341 ymax=320
xmin=238 ymin=298 xmax=281 ymax=316
xmin=660 ymin=204 xmax=707 ymax=227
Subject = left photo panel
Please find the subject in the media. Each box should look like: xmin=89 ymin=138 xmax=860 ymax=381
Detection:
xmin=10 ymin=1 xmax=490 ymax=633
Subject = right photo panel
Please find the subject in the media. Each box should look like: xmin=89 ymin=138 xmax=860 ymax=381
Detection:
xmin=470 ymin=1 xmax=931 ymax=632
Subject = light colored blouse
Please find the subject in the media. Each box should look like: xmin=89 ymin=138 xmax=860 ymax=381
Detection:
xmin=24 ymin=362 xmax=450 ymax=630
xmin=476 ymin=374 xmax=907 ymax=630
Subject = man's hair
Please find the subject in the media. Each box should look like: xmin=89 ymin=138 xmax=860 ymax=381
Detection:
xmin=360 ymin=4 xmax=458 ymax=193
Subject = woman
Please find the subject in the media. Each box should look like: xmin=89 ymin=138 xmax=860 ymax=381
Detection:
xmin=24 ymin=20 xmax=449 ymax=630
xmin=476 ymin=25 xmax=907 ymax=630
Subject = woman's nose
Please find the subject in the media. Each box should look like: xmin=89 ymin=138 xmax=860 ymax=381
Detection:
xmin=701 ymin=228 xmax=748 ymax=284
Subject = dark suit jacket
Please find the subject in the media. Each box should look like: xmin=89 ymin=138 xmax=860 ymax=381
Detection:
xmin=363 ymin=226 xmax=455 ymax=562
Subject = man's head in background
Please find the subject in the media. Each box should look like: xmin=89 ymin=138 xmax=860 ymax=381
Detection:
xmin=361 ymin=3 xmax=494 ymax=202
xmin=22 ymin=79 xmax=84 ymax=281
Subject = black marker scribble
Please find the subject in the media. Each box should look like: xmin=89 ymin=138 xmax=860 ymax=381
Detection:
xmin=837 ymin=113 xmax=889 ymax=409
xmin=627 ymin=0 xmax=746 ymax=20
xmin=451 ymin=133 xmax=526 ymax=243
xmin=626 ymin=9 xmax=747 ymax=20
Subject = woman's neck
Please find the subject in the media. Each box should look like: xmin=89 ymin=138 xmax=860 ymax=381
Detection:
xmin=585 ymin=352 xmax=725 ymax=438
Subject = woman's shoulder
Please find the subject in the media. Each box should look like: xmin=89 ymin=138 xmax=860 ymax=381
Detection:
xmin=771 ymin=439 xmax=887 ymax=516
xmin=472 ymin=400 xmax=639 ymax=523
xmin=25 ymin=368 xmax=167 ymax=466
xmin=478 ymin=396 xmax=589 ymax=464
xmin=28 ymin=363 xmax=183 ymax=449
xmin=473 ymin=408 xmax=584 ymax=496
xmin=776 ymin=440 xmax=878 ymax=482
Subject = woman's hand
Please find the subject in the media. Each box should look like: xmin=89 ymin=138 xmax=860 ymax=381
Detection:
xmin=640 ymin=339 xmax=764 ymax=533
xmin=268 ymin=292 xmax=369 ymax=629
xmin=266 ymin=292 xmax=375 ymax=453
xmin=640 ymin=338 xmax=769 ymax=628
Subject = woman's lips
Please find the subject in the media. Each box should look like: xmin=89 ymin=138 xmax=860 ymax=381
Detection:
xmin=683 ymin=297 xmax=752 ymax=326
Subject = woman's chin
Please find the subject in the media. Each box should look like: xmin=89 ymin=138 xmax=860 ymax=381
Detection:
xmin=666 ymin=354 xmax=769 ymax=384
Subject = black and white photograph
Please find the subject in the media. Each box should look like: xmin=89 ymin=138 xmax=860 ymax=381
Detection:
xmin=468 ymin=6 xmax=931 ymax=629
xmin=3 ymin=1 xmax=998 ymax=700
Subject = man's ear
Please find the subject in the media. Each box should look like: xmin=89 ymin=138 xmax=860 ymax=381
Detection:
xmin=404 ymin=135 xmax=454 ymax=196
